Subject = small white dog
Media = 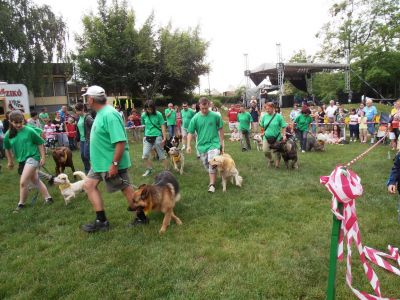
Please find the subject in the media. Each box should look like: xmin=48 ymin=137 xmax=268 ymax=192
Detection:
xmin=168 ymin=147 xmax=185 ymax=175
xmin=53 ymin=171 xmax=87 ymax=204
xmin=253 ymin=134 xmax=263 ymax=151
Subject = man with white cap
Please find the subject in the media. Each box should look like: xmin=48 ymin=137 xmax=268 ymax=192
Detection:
xmin=81 ymin=85 xmax=147 ymax=232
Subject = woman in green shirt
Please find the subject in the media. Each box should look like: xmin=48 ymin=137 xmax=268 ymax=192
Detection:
xmin=294 ymin=107 xmax=313 ymax=153
xmin=141 ymin=100 xmax=168 ymax=177
xmin=4 ymin=110 xmax=53 ymax=212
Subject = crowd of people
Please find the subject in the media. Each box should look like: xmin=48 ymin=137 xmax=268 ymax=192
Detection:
xmin=2 ymin=84 xmax=400 ymax=232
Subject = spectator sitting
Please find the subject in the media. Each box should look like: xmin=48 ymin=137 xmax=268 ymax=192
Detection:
xmin=229 ymin=128 xmax=241 ymax=142
xmin=327 ymin=124 xmax=345 ymax=144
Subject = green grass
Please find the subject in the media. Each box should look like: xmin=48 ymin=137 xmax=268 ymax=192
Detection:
xmin=0 ymin=109 xmax=399 ymax=299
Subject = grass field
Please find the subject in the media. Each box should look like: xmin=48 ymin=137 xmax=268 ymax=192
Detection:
xmin=0 ymin=105 xmax=399 ymax=299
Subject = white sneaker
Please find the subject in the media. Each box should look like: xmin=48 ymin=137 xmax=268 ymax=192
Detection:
xmin=301 ymin=150 xmax=305 ymax=153
xmin=181 ymin=145 xmax=186 ymax=150
xmin=208 ymin=184 xmax=215 ymax=193
xmin=142 ymin=169 xmax=152 ymax=177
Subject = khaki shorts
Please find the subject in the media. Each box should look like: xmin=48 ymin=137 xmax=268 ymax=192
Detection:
xmin=181 ymin=127 xmax=188 ymax=137
xmin=228 ymin=122 xmax=239 ymax=131
xmin=200 ymin=148 xmax=220 ymax=174
xmin=87 ymin=168 xmax=131 ymax=193
xmin=262 ymin=140 xmax=281 ymax=162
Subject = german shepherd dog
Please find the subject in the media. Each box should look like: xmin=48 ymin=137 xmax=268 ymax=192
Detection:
xmin=131 ymin=171 xmax=182 ymax=234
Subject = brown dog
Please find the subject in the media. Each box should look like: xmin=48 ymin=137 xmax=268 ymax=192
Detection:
xmin=131 ymin=171 xmax=182 ymax=234
xmin=52 ymin=147 xmax=75 ymax=175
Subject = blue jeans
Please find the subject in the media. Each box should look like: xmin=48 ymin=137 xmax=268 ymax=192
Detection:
xmin=80 ymin=141 xmax=91 ymax=174
xmin=168 ymin=125 xmax=176 ymax=138
xmin=367 ymin=122 xmax=375 ymax=135
xmin=299 ymin=130 xmax=308 ymax=151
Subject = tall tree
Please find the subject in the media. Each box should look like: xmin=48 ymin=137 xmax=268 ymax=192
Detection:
xmin=0 ymin=0 xmax=67 ymax=93
xmin=75 ymin=0 xmax=209 ymax=99
xmin=316 ymin=0 xmax=400 ymax=97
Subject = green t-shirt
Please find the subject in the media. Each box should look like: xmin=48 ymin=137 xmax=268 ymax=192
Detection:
xmin=259 ymin=113 xmax=287 ymax=141
xmin=38 ymin=112 xmax=49 ymax=125
xmin=90 ymin=105 xmax=131 ymax=172
xmin=295 ymin=114 xmax=313 ymax=132
xmin=141 ymin=111 xmax=165 ymax=137
xmin=187 ymin=111 xmax=223 ymax=154
xmin=181 ymin=108 xmax=195 ymax=129
xmin=3 ymin=125 xmax=44 ymax=162
xmin=237 ymin=112 xmax=253 ymax=132
xmin=164 ymin=108 xmax=176 ymax=126
xmin=77 ymin=115 xmax=85 ymax=142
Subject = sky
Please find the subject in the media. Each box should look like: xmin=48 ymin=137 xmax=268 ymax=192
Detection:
xmin=34 ymin=0 xmax=334 ymax=93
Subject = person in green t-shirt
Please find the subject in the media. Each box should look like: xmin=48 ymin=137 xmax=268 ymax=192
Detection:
xmin=80 ymin=85 xmax=146 ymax=233
xmin=38 ymin=107 xmax=49 ymax=126
xmin=164 ymin=103 xmax=177 ymax=138
xmin=237 ymin=105 xmax=253 ymax=151
xmin=187 ymin=97 xmax=224 ymax=193
xmin=294 ymin=107 xmax=313 ymax=153
xmin=180 ymin=102 xmax=195 ymax=150
xmin=259 ymin=102 xmax=287 ymax=168
xmin=4 ymin=110 xmax=53 ymax=212
xmin=141 ymin=100 xmax=168 ymax=177
xmin=75 ymin=102 xmax=93 ymax=174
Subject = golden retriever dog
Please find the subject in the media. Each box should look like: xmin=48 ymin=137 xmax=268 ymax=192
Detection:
xmin=168 ymin=146 xmax=184 ymax=175
xmin=253 ymin=134 xmax=263 ymax=151
xmin=131 ymin=171 xmax=182 ymax=234
xmin=53 ymin=171 xmax=86 ymax=205
xmin=209 ymin=153 xmax=243 ymax=192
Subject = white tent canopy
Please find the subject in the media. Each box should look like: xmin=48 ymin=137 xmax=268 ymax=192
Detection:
xmin=257 ymin=76 xmax=272 ymax=88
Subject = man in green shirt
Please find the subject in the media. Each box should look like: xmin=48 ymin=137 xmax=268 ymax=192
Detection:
xmin=81 ymin=85 xmax=147 ymax=233
xmin=180 ymin=102 xmax=195 ymax=150
xmin=237 ymin=105 xmax=253 ymax=151
xmin=259 ymin=102 xmax=287 ymax=168
xmin=187 ymin=97 xmax=224 ymax=193
xmin=164 ymin=103 xmax=176 ymax=138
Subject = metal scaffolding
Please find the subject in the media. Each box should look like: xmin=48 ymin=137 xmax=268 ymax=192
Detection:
xmin=276 ymin=43 xmax=284 ymax=107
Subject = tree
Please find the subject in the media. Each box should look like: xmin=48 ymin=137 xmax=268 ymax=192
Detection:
xmin=75 ymin=0 xmax=209 ymax=99
xmin=0 ymin=0 xmax=67 ymax=93
xmin=316 ymin=0 xmax=400 ymax=97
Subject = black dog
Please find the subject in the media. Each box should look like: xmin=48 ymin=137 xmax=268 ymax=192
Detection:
xmin=279 ymin=138 xmax=298 ymax=169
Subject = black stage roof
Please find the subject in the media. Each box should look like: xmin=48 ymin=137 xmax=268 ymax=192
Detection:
xmin=249 ymin=62 xmax=348 ymax=91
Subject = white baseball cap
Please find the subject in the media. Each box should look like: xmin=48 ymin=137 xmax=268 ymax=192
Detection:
xmin=82 ymin=85 xmax=106 ymax=97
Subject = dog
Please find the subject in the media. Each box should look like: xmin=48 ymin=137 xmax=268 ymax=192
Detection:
xmin=131 ymin=171 xmax=182 ymax=234
xmin=53 ymin=171 xmax=86 ymax=204
xmin=164 ymin=136 xmax=180 ymax=154
xmin=209 ymin=153 xmax=243 ymax=192
xmin=168 ymin=147 xmax=184 ymax=175
xmin=151 ymin=136 xmax=181 ymax=161
xmin=306 ymin=134 xmax=325 ymax=152
xmin=52 ymin=147 xmax=75 ymax=175
xmin=253 ymin=134 xmax=263 ymax=151
xmin=280 ymin=138 xmax=299 ymax=169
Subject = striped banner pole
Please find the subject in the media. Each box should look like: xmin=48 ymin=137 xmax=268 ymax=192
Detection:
xmin=327 ymin=201 xmax=343 ymax=300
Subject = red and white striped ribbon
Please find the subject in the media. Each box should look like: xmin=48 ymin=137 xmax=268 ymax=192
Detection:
xmin=321 ymin=166 xmax=400 ymax=300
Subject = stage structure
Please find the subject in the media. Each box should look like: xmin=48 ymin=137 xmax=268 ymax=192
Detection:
xmin=248 ymin=61 xmax=349 ymax=106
